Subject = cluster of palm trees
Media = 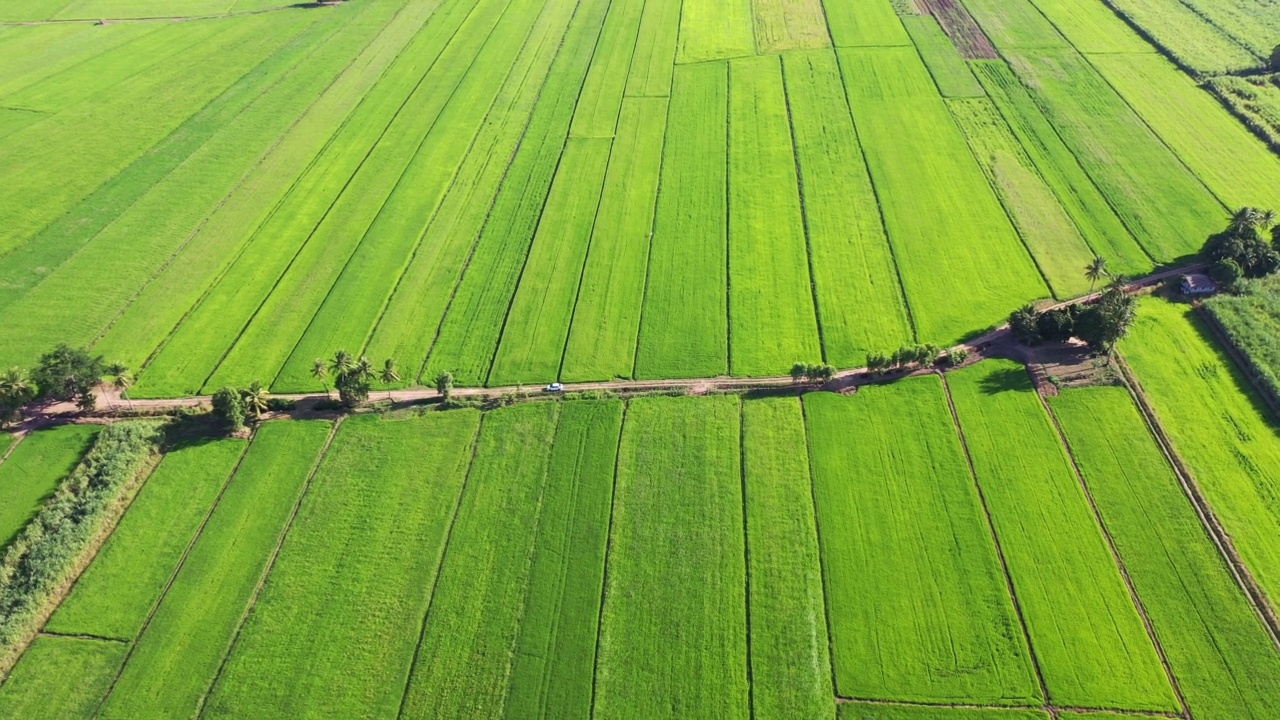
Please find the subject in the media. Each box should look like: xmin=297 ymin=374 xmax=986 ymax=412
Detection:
xmin=310 ymin=350 xmax=401 ymax=406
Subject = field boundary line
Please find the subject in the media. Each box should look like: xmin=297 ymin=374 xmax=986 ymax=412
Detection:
xmin=36 ymin=631 xmax=127 ymax=644
xmin=724 ymin=60 xmax=735 ymax=374
xmin=90 ymin=434 xmax=257 ymax=718
xmin=193 ymin=417 xmax=342 ymax=719
xmin=588 ymin=399 xmax=628 ymax=718
xmin=835 ymin=694 xmax=1183 ymax=717
xmin=394 ymin=411 xmax=488 ymax=718
xmin=939 ymin=372 xmax=1054 ymax=715
xmin=796 ymin=395 xmax=843 ymax=700
xmin=1036 ymin=385 xmax=1190 ymax=718
xmin=0 ymin=432 xmax=23 ymax=468
xmin=1114 ymin=355 xmax=1280 ymax=647
xmin=736 ymin=396 xmax=756 ymax=718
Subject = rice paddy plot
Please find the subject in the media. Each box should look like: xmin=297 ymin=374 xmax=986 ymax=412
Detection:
xmin=44 ymin=437 xmax=246 ymax=641
xmin=962 ymin=0 xmax=1069 ymax=49
xmin=676 ymin=0 xmax=755 ymax=62
xmin=624 ymin=0 xmax=680 ymax=97
xmin=1103 ymin=0 xmax=1258 ymax=73
xmin=1021 ymin=0 xmax=1152 ymax=53
xmin=804 ymin=383 xmax=1041 ymax=705
xmin=0 ymin=424 xmax=99 ymax=550
xmin=569 ymin=0 xmax=646 ymax=138
xmin=1174 ymin=0 xmax=1280 ymax=59
xmin=742 ymin=397 xmax=834 ymax=720
xmin=202 ymin=412 xmax=479 ymax=719
xmin=946 ymin=361 xmax=1177 ymax=711
xmin=902 ymin=16 xmax=984 ymax=98
xmin=728 ymin=55 xmax=821 ymax=376
xmin=0 ymin=23 xmax=165 ymax=114
xmin=1204 ymin=276 xmax=1280 ymax=403
xmin=821 ymin=0 xmax=910 ymax=47
xmin=634 ymin=62 xmax=729 ymax=380
xmin=593 ymin=395 xmax=748 ymax=719
xmin=837 ymin=703 xmax=1050 ymax=720
xmin=0 ymin=637 xmax=126 ymax=720
xmin=1122 ymin=298 xmax=1280 ymax=614
xmin=1052 ymin=386 xmax=1280 ymax=719
xmin=751 ymin=0 xmax=830 ymax=53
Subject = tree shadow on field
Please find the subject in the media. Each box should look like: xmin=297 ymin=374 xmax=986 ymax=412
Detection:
xmin=977 ymin=365 xmax=1032 ymax=396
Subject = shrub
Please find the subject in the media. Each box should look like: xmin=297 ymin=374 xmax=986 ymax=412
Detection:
xmin=1210 ymin=258 xmax=1244 ymax=288
xmin=31 ymin=344 xmax=105 ymax=409
xmin=266 ymin=397 xmax=296 ymax=412
xmin=211 ymin=387 xmax=245 ymax=433
xmin=335 ymin=371 xmax=370 ymax=409
xmin=948 ymin=348 xmax=970 ymax=366
xmin=1010 ymin=304 xmax=1041 ymax=346
xmin=1036 ymin=308 xmax=1076 ymax=343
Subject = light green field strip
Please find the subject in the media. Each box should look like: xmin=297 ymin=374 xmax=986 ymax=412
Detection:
xmin=594 ymin=395 xmax=747 ymax=718
xmin=96 ymin=421 xmax=330 ymax=720
xmin=0 ymin=0 xmax=78 ymax=21
xmin=1003 ymin=49 xmax=1222 ymax=263
xmin=0 ymin=424 xmax=99 ymax=550
xmin=421 ymin=0 xmax=613 ymax=387
xmin=804 ymin=383 xmax=1040 ymax=704
xmin=946 ymin=97 xmax=1094 ymax=298
xmin=569 ymin=0 xmax=645 ymax=137
xmin=361 ymin=0 xmax=583 ymax=388
xmin=1020 ymin=0 xmax=1150 ymax=53
xmin=562 ymin=97 xmax=667 ymax=381
xmin=677 ymin=0 xmax=754 ymax=62
xmin=489 ymin=139 xmax=613 ymax=386
xmin=728 ymin=55 xmax=821 ymax=376
xmin=203 ymin=412 xmax=478 ymax=718
xmin=131 ymin=0 xmax=469 ymax=397
xmin=968 ymin=61 xmax=1149 ymax=278
xmin=961 ymin=0 xmax=1069 ymax=49
xmin=902 ymin=16 xmax=984 ymax=98
xmin=838 ymin=47 xmax=1047 ymax=344
xmin=1090 ymin=53 xmax=1280 ymax=211
xmin=742 ymin=397 xmax=834 ymax=720
xmin=0 ymin=637 xmax=126 ymax=719
xmin=1052 ymin=386 xmax=1280 ymax=720
xmin=207 ymin=0 xmax=526 ymax=392
xmin=752 ymin=0 xmax=829 ymax=53
xmin=52 ymin=0 xmax=239 ymax=17
xmin=1122 ymin=298 xmax=1280 ymax=611
xmin=822 ymin=0 xmax=909 ymax=46
xmin=947 ymin=361 xmax=1177 ymax=710
xmin=502 ymin=400 xmax=621 ymax=718
xmin=273 ymin=0 xmax=564 ymax=393
xmin=0 ymin=24 xmax=154 ymax=106
xmin=399 ymin=402 xmax=559 ymax=717
xmin=782 ymin=49 xmax=911 ymax=366
xmin=0 ymin=24 xmax=83 ymax=65
xmin=90 ymin=0 xmax=427 ymax=379
xmin=0 ymin=108 xmax=42 ymax=141
xmin=624 ymin=0 xmax=679 ymax=96
xmin=1176 ymin=0 xmax=1280 ymax=58
xmin=634 ymin=62 xmax=729 ymax=380
xmin=44 ymin=437 xmax=246 ymax=641
xmin=838 ymin=703 xmax=1050 ymax=719
xmin=1101 ymin=0 xmax=1257 ymax=74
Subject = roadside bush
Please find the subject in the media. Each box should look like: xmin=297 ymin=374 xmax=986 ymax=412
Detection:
xmin=948 ymin=348 xmax=970 ymax=366
xmin=1210 ymin=258 xmax=1244 ymax=288
xmin=1010 ymin=304 xmax=1041 ymax=346
xmin=31 ymin=344 xmax=106 ymax=411
xmin=266 ymin=397 xmax=296 ymax=412
xmin=211 ymin=387 xmax=245 ymax=433
xmin=1036 ymin=307 xmax=1076 ymax=343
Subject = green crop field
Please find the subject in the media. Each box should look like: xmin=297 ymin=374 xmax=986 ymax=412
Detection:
xmin=0 ymin=425 xmax=99 ymax=550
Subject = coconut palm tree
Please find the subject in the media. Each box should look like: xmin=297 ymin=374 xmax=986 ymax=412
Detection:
xmin=242 ymin=382 xmax=269 ymax=419
xmin=311 ymin=358 xmax=330 ymax=398
xmin=379 ymin=359 xmax=400 ymax=400
xmin=0 ymin=367 xmax=33 ymax=426
xmin=353 ymin=356 xmax=374 ymax=382
xmin=1084 ymin=255 xmax=1108 ymax=294
xmin=112 ymin=370 xmax=135 ymax=410
xmin=1229 ymin=207 xmax=1263 ymax=235
xmin=1259 ymin=208 xmax=1277 ymax=230
xmin=330 ymin=350 xmax=354 ymax=379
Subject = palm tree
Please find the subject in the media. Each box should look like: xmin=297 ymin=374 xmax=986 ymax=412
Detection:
xmin=112 ymin=370 xmax=135 ymax=410
xmin=1084 ymin=255 xmax=1108 ymax=294
xmin=379 ymin=359 xmax=401 ymax=400
xmin=0 ymin=367 xmax=33 ymax=424
xmin=311 ymin=358 xmax=330 ymax=398
xmin=1259 ymin=208 xmax=1278 ymax=230
xmin=330 ymin=350 xmax=354 ymax=379
xmin=1229 ymin=207 xmax=1262 ymax=235
xmin=353 ymin=356 xmax=374 ymax=382
xmin=242 ymin=382 xmax=269 ymax=419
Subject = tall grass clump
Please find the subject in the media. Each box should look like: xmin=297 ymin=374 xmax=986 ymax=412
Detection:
xmin=1204 ymin=275 xmax=1280 ymax=410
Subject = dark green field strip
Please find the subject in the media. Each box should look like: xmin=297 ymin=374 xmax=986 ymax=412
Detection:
xmin=728 ymin=54 xmax=822 ymax=377
xmin=742 ymin=397 xmax=834 ymax=720
xmin=781 ymin=49 xmax=911 ymax=367
xmin=562 ymin=97 xmax=667 ymax=382
xmin=838 ymin=702 xmax=1050 ymax=719
xmin=421 ymin=0 xmax=612 ymax=387
xmin=489 ymin=138 xmax=613 ymax=386
xmin=1001 ymin=49 xmax=1221 ymax=263
xmin=502 ymin=400 xmax=621 ymax=718
xmin=1051 ymin=386 xmax=1280 ymax=719
xmin=0 ymin=636 xmax=126 ymax=719
xmin=838 ymin=47 xmax=1047 ymax=344
xmin=593 ymin=395 xmax=748 ymax=718
xmin=1122 ymin=299 xmax=1280 ymax=614
xmin=208 ymin=0 xmax=528 ymax=392
xmin=569 ymin=0 xmax=644 ymax=137
xmin=804 ymin=383 xmax=1041 ymax=705
xmin=902 ymin=16 xmax=984 ymax=99
xmin=203 ymin=412 xmax=479 ymax=718
xmin=821 ymin=0 xmax=909 ymax=47
xmin=946 ymin=361 xmax=1177 ymax=711
xmin=676 ymin=0 xmax=753 ymax=63
xmin=966 ymin=61 xmax=1149 ymax=279
xmin=132 ymin=0 xmax=473 ymax=397
xmin=0 ymin=24 xmax=154 ymax=106
xmin=623 ymin=0 xmax=678 ymax=97
xmin=634 ymin=61 xmax=729 ymax=380
xmin=399 ymin=402 xmax=559 ymax=716
xmin=0 ymin=424 xmax=98 ymax=550
xmin=96 ymin=421 xmax=331 ymax=720
xmin=44 ymin=437 xmax=247 ymax=641
xmin=361 ymin=0 xmax=584 ymax=387
xmin=273 ymin=0 xmax=567 ymax=393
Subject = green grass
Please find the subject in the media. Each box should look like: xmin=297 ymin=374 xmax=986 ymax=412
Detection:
xmin=593 ymin=395 xmax=748 ymax=718
xmin=839 ymin=47 xmax=1048 ymax=343
xmin=676 ymin=0 xmax=754 ymax=62
xmin=1205 ymin=276 xmax=1280 ymax=404
xmin=728 ymin=55 xmax=821 ymax=376
xmin=821 ymin=0 xmax=909 ymax=47
xmin=752 ymin=0 xmax=830 ymax=53
xmin=203 ymin=412 xmax=480 ymax=718
xmin=562 ymin=97 xmax=668 ymax=381
xmin=0 ymin=425 xmax=99 ymax=550
xmin=782 ymin=49 xmax=911 ymax=366
xmin=502 ymin=400 xmax=622 ymax=718
xmin=489 ymin=139 xmax=613 ymax=385
xmin=1122 ymin=298 xmax=1280 ymax=615
xmin=634 ymin=62 xmax=729 ymax=379
xmin=569 ymin=0 xmax=645 ymax=137
xmin=1102 ymin=0 xmax=1258 ymax=74
xmin=804 ymin=382 xmax=1040 ymax=704
xmin=0 ymin=637 xmax=126 ymax=719
xmin=947 ymin=360 xmax=1176 ymax=710
xmin=399 ymin=402 xmax=559 ymax=717
xmin=45 ymin=437 xmax=245 ymax=641
xmin=742 ymin=397 xmax=834 ymax=720
xmin=96 ymin=420 xmax=331 ymax=720
xmin=1052 ymin=386 xmax=1280 ymax=719
xmin=902 ymin=16 xmax=984 ymax=98
xmin=838 ymin=703 xmax=1049 ymax=720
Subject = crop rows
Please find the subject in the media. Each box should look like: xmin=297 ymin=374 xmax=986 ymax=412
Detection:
xmin=0 ymin=425 xmax=100 ymax=550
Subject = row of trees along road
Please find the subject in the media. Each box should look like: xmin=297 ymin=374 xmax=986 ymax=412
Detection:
xmin=0 ymin=345 xmax=135 ymax=427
